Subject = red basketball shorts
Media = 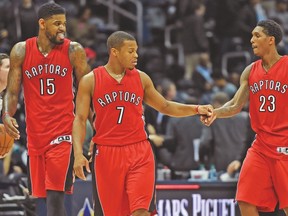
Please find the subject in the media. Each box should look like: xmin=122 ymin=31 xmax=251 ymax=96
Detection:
xmin=236 ymin=147 xmax=288 ymax=212
xmin=27 ymin=142 xmax=74 ymax=198
xmin=92 ymin=140 xmax=157 ymax=216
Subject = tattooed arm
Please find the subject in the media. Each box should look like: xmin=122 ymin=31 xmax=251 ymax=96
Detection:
xmin=69 ymin=41 xmax=91 ymax=86
xmin=2 ymin=42 xmax=26 ymax=139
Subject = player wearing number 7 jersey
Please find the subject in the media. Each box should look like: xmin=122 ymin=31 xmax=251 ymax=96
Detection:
xmin=2 ymin=2 xmax=90 ymax=216
xmin=72 ymin=31 xmax=213 ymax=216
xmin=201 ymin=20 xmax=288 ymax=216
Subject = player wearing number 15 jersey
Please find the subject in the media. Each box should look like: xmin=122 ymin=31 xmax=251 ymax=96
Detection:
xmin=2 ymin=2 xmax=89 ymax=216
xmin=201 ymin=20 xmax=288 ymax=215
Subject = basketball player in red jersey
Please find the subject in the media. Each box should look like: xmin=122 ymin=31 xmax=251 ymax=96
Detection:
xmin=202 ymin=20 xmax=288 ymax=216
xmin=2 ymin=2 xmax=90 ymax=216
xmin=72 ymin=31 xmax=213 ymax=216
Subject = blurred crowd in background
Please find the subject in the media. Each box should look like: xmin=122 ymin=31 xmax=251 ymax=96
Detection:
xmin=0 ymin=0 xmax=288 ymax=181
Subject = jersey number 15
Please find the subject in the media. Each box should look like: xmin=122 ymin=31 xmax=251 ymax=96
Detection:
xmin=40 ymin=78 xmax=55 ymax=95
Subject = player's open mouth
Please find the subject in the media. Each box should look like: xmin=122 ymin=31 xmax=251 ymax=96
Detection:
xmin=58 ymin=33 xmax=65 ymax=39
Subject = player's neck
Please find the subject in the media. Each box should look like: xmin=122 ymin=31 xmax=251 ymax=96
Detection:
xmin=36 ymin=36 xmax=55 ymax=56
xmin=104 ymin=64 xmax=125 ymax=76
xmin=104 ymin=64 xmax=126 ymax=83
xmin=262 ymin=54 xmax=282 ymax=71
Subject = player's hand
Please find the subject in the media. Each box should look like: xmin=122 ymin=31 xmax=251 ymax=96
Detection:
xmin=197 ymin=104 xmax=216 ymax=126
xmin=74 ymin=154 xmax=90 ymax=181
xmin=197 ymin=104 xmax=213 ymax=116
xmin=149 ymin=134 xmax=164 ymax=147
xmin=200 ymin=112 xmax=217 ymax=126
xmin=227 ymin=160 xmax=241 ymax=176
xmin=2 ymin=114 xmax=20 ymax=140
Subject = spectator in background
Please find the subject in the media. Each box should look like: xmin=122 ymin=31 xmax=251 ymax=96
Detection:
xmin=226 ymin=118 xmax=255 ymax=177
xmin=0 ymin=1 xmax=11 ymax=53
xmin=144 ymin=78 xmax=178 ymax=166
xmin=12 ymin=0 xmax=38 ymax=42
xmin=85 ymin=47 xmax=98 ymax=68
xmin=237 ymin=0 xmax=268 ymax=51
xmin=212 ymin=73 xmax=237 ymax=99
xmin=67 ymin=6 xmax=98 ymax=51
xmin=268 ymin=0 xmax=288 ymax=34
xmin=0 ymin=53 xmax=9 ymax=108
xmin=192 ymin=53 xmax=214 ymax=95
xmin=212 ymin=0 xmax=245 ymax=70
xmin=144 ymin=78 xmax=178 ymax=135
xmin=267 ymin=0 xmax=288 ymax=54
xmin=199 ymin=92 xmax=248 ymax=172
xmin=179 ymin=1 xmax=209 ymax=80
xmin=0 ymin=53 xmax=10 ymax=177
xmin=159 ymin=97 xmax=204 ymax=179
xmin=228 ymin=71 xmax=241 ymax=88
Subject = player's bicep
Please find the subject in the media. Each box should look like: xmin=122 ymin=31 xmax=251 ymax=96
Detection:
xmin=7 ymin=43 xmax=25 ymax=95
xmin=140 ymin=72 xmax=168 ymax=111
xmin=230 ymin=65 xmax=251 ymax=108
xmin=69 ymin=42 xmax=91 ymax=86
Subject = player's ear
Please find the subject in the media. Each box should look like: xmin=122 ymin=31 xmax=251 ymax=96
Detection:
xmin=111 ymin=48 xmax=119 ymax=57
xmin=38 ymin=18 xmax=45 ymax=30
xmin=269 ymin=36 xmax=275 ymax=46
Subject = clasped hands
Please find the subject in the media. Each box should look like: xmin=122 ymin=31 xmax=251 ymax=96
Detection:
xmin=197 ymin=104 xmax=216 ymax=126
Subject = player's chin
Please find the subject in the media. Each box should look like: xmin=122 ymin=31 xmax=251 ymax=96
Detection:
xmin=56 ymin=39 xmax=65 ymax=45
xmin=53 ymin=36 xmax=65 ymax=45
xmin=128 ymin=65 xmax=135 ymax=70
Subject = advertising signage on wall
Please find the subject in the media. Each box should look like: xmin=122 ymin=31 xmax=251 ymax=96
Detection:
xmin=155 ymin=182 xmax=240 ymax=216
xmin=59 ymin=180 xmax=241 ymax=216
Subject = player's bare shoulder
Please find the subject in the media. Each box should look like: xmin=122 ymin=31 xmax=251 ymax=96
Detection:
xmin=79 ymin=71 xmax=95 ymax=95
xmin=240 ymin=63 xmax=254 ymax=83
xmin=137 ymin=69 xmax=152 ymax=88
xmin=68 ymin=41 xmax=87 ymax=65
xmin=69 ymin=41 xmax=84 ymax=53
xmin=10 ymin=41 xmax=26 ymax=64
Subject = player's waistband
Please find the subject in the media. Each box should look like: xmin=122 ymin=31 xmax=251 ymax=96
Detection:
xmin=277 ymin=147 xmax=288 ymax=155
xmin=50 ymin=135 xmax=72 ymax=145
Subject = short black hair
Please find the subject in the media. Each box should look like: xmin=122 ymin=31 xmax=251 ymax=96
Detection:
xmin=0 ymin=53 xmax=9 ymax=66
xmin=257 ymin=19 xmax=283 ymax=45
xmin=107 ymin=31 xmax=136 ymax=53
xmin=38 ymin=2 xmax=66 ymax=20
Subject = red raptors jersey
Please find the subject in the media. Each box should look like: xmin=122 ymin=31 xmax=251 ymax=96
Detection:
xmin=249 ymin=56 xmax=288 ymax=158
xmin=22 ymin=37 xmax=74 ymax=155
xmin=92 ymin=66 xmax=147 ymax=146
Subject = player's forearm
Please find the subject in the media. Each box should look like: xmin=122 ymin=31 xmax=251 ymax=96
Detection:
xmin=159 ymin=101 xmax=198 ymax=117
xmin=2 ymin=92 xmax=19 ymax=116
xmin=215 ymin=101 xmax=243 ymax=118
xmin=72 ymin=117 xmax=87 ymax=157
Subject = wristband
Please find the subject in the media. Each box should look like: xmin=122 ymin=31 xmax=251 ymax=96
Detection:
xmin=195 ymin=105 xmax=199 ymax=114
xmin=1 ymin=112 xmax=10 ymax=120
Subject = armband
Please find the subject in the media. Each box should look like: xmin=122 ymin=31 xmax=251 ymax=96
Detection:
xmin=195 ymin=105 xmax=199 ymax=114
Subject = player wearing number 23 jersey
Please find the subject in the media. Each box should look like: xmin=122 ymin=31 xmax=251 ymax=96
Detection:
xmin=203 ymin=20 xmax=288 ymax=214
xmin=248 ymin=55 xmax=288 ymax=159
